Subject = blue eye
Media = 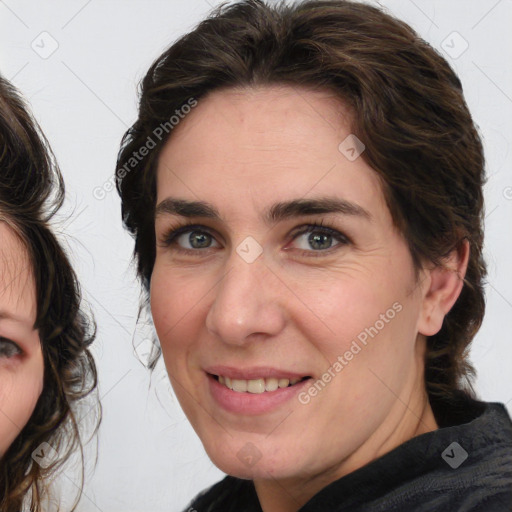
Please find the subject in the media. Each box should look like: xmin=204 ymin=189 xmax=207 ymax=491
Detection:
xmin=174 ymin=229 xmax=218 ymax=250
xmin=0 ymin=337 xmax=22 ymax=359
xmin=290 ymin=223 xmax=349 ymax=254
xmin=159 ymin=220 xmax=350 ymax=257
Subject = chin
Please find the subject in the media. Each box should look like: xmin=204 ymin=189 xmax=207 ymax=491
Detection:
xmin=202 ymin=433 xmax=303 ymax=480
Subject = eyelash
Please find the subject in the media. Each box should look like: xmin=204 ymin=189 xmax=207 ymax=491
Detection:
xmin=158 ymin=220 xmax=350 ymax=258
xmin=0 ymin=337 xmax=22 ymax=359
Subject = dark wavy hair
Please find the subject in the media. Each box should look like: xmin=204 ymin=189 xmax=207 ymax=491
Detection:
xmin=0 ymin=75 xmax=100 ymax=511
xmin=116 ymin=0 xmax=486 ymax=420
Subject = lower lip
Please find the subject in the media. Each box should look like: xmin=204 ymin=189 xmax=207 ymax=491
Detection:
xmin=207 ymin=374 xmax=311 ymax=415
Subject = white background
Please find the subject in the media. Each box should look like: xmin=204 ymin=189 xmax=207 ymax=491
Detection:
xmin=1 ymin=1 xmax=511 ymax=511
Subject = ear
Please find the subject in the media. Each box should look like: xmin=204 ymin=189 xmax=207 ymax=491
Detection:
xmin=417 ymin=239 xmax=470 ymax=337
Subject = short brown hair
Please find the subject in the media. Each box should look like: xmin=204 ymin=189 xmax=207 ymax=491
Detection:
xmin=116 ymin=0 xmax=486 ymax=416
xmin=0 ymin=75 xmax=100 ymax=511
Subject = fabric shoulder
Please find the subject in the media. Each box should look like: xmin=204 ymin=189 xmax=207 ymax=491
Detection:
xmin=182 ymin=476 xmax=259 ymax=512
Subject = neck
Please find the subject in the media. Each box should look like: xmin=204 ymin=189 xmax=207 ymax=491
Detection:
xmin=254 ymin=348 xmax=438 ymax=512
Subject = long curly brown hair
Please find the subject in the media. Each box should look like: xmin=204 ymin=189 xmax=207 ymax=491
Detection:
xmin=116 ymin=0 xmax=486 ymax=422
xmin=0 ymin=75 xmax=100 ymax=511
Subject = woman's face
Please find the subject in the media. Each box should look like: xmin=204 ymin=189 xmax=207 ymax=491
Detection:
xmin=151 ymin=85 xmax=436 ymax=482
xmin=0 ymin=222 xmax=44 ymax=456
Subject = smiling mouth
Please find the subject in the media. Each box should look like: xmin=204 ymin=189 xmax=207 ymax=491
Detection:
xmin=211 ymin=374 xmax=311 ymax=394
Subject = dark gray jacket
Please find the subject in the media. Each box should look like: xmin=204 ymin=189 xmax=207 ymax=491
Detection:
xmin=185 ymin=392 xmax=512 ymax=511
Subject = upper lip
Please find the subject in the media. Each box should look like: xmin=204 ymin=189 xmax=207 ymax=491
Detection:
xmin=205 ymin=365 xmax=310 ymax=380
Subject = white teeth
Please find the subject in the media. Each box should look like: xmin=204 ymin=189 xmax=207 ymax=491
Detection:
xmin=278 ymin=378 xmax=290 ymax=388
xmin=265 ymin=377 xmax=279 ymax=392
xmin=247 ymin=379 xmax=266 ymax=393
xmin=216 ymin=375 xmax=304 ymax=393
xmin=232 ymin=379 xmax=248 ymax=392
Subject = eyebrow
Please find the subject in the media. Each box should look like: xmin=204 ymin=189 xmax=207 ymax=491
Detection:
xmin=155 ymin=196 xmax=372 ymax=224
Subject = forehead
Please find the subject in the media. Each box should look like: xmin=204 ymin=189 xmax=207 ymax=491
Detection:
xmin=156 ymin=85 xmax=388 ymax=222
xmin=0 ymin=221 xmax=36 ymax=326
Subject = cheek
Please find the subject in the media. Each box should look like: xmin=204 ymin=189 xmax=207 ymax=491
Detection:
xmin=150 ymin=266 xmax=205 ymax=367
xmin=295 ymin=273 xmax=392 ymax=346
xmin=312 ymin=288 xmax=420 ymax=416
xmin=0 ymin=357 xmax=44 ymax=455
xmin=151 ymin=261 xmax=209 ymax=316
xmin=300 ymin=265 xmax=418 ymax=383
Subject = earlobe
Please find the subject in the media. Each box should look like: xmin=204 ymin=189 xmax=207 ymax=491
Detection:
xmin=417 ymin=239 xmax=470 ymax=337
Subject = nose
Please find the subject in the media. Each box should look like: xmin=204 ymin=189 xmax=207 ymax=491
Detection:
xmin=205 ymin=250 xmax=286 ymax=346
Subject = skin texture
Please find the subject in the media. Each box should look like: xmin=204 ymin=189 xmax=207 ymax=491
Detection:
xmin=0 ymin=221 xmax=44 ymax=457
xmin=150 ymin=85 xmax=469 ymax=511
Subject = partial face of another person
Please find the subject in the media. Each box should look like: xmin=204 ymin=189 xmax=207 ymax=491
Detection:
xmin=150 ymin=85 xmax=442 ymax=482
xmin=0 ymin=222 xmax=44 ymax=456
